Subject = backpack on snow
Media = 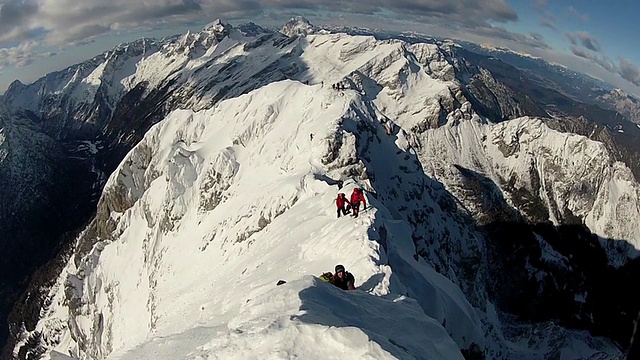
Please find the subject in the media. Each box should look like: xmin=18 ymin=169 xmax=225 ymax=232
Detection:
xmin=319 ymin=272 xmax=333 ymax=283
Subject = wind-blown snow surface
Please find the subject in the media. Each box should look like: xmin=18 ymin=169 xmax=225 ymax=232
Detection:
xmin=24 ymin=79 xmax=626 ymax=359
xmin=29 ymin=81 xmax=472 ymax=359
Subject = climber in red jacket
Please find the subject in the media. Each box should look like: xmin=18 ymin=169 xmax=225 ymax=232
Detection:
xmin=336 ymin=193 xmax=351 ymax=218
xmin=350 ymin=188 xmax=366 ymax=218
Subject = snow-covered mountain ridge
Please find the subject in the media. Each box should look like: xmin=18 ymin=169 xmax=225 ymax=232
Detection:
xmin=20 ymin=81 xmax=476 ymax=359
xmin=4 ymin=18 xmax=640 ymax=359
xmin=17 ymin=79 xmax=626 ymax=360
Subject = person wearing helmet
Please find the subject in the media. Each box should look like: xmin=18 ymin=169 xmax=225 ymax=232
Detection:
xmin=331 ymin=264 xmax=356 ymax=290
xmin=350 ymin=188 xmax=367 ymax=218
xmin=335 ymin=192 xmax=351 ymax=218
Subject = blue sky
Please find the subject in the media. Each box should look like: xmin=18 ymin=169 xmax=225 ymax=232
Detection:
xmin=505 ymin=1 xmax=640 ymax=87
xmin=0 ymin=0 xmax=639 ymax=96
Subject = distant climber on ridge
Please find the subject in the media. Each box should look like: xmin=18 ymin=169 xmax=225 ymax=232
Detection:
xmin=336 ymin=192 xmax=351 ymax=218
xmin=330 ymin=264 xmax=356 ymax=290
xmin=350 ymin=188 xmax=367 ymax=218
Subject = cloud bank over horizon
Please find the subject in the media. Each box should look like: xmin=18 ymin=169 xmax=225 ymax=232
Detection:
xmin=0 ymin=0 xmax=520 ymax=47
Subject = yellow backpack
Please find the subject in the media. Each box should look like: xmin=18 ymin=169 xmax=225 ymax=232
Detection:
xmin=319 ymin=272 xmax=333 ymax=283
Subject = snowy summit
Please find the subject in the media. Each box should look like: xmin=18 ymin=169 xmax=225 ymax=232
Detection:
xmin=280 ymin=16 xmax=316 ymax=37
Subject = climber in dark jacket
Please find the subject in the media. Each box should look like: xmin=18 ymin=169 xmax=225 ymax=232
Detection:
xmin=330 ymin=264 xmax=356 ymax=290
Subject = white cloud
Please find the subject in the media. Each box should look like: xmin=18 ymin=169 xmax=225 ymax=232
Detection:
xmin=532 ymin=2 xmax=626 ymax=88
xmin=544 ymin=46 xmax=639 ymax=94
xmin=0 ymin=0 xmax=519 ymax=48
xmin=563 ymin=31 xmax=640 ymax=88
xmin=0 ymin=41 xmax=54 ymax=71
xmin=566 ymin=31 xmax=601 ymax=52
xmin=534 ymin=0 xmax=547 ymax=7
xmin=539 ymin=18 xmax=557 ymax=31
xmin=619 ymin=57 xmax=640 ymax=87
xmin=569 ymin=46 xmax=613 ymax=71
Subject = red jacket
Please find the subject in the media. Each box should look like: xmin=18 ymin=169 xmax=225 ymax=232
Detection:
xmin=336 ymin=194 xmax=350 ymax=208
xmin=350 ymin=190 xmax=366 ymax=207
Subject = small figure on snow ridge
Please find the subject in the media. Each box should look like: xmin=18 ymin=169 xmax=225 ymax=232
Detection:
xmin=350 ymin=188 xmax=367 ymax=218
xmin=336 ymin=192 xmax=351 ymax=218
xmin=331 ymin=264 xmax=356 ymax=290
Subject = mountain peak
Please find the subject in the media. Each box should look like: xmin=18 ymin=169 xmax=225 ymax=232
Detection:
xmin=236 ymin=22 xmax=271 ymax=37
xmin=280 ymin=16 xmax=315 ymax=37
xmin=202 ymin=18 xmax=232 ymax=41
xmin=203 ymin=18 xmax=226 ymax=31
xmin=293 ymin=15 xmax=312 ymax=24
xmin=612 ymin=88 xmax=628 ymax=96
xmin=5 ymin=79 xmax=25 ymax=93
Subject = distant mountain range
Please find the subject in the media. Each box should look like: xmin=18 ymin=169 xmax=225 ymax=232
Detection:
xmin=460 ymin=41 xmax=640 ymax=122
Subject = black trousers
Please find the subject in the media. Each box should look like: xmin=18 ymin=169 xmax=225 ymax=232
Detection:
xmin=352 ymin=202 xmax=361 ymax=217
xmin=337 ymin=205 xmax=350 ymax=217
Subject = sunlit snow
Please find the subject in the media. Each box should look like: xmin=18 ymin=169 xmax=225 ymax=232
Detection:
xmin=11 ymin=22 xmax=633 ymax=360
xmin=31 ymin=81 xmax=471 ymax=360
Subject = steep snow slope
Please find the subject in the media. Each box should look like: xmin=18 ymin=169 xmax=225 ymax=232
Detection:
xmin=294 ymin=32 xmax=640 ymax=265
xmin=23 ymin=81 xmax=478 ymax=359
xmin=20 ymin=80 xmax=625 ymax=360
xmin=414 ymin=116 xmax=640 ymax=266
